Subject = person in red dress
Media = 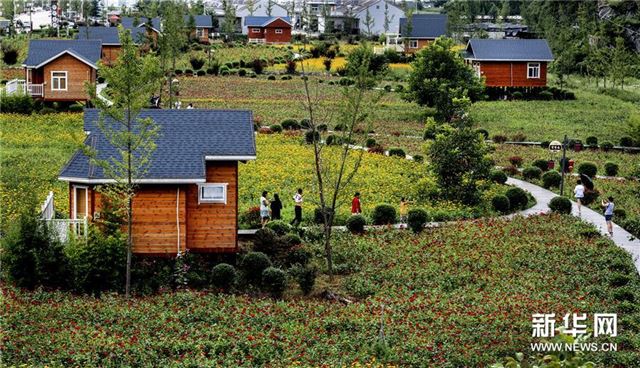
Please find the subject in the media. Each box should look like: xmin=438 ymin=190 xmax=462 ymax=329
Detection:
xmin=351 ymin=192 xmax=361 ymax=215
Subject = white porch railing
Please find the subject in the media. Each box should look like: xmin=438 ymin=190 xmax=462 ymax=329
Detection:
xmin=41 ymin=191 xmax=55 ymax=220
xmin=374 ymin=44 xmax=405 ymax=54
xmin=4 ymin=79 xmax=26 ymax=95
xmin=40 ymin=191 xmax=88 ymax=242
xmin=27 ymin=84 xmax=44 ymax=96
xmin=248 ymin=38 xmax=266 ymax=44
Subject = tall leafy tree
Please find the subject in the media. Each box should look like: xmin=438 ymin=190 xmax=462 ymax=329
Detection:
xmin=266 ymin=0 xmax=274 ymax=16
xmin=245 ymin=0 xmax=257 ymax=16
xmin=383 ymin=2 xmax=394 ymax=34
xmin=363 ymin=8 xmax=375 ymax=37
xmin=1 ymin=0 xmax=15 ymax=36
xmin=87 ymin=28 xmax=162 ymax=297
xmin=160 ymin=0 xmax=187 ymax=108
xmin=221 ymin=0 xmax=237 ymax=40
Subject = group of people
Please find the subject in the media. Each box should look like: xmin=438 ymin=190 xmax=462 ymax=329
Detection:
xmin=574 ymin=180 xmax=616 ymax=237
xmin=260 ymin=189 xmax=304 ymax=227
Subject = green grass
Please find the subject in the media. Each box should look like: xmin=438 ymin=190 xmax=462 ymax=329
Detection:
xmin=3 ymin=215 xmax=639 ymax=366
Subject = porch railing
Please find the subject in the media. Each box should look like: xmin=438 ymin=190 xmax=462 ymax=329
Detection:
xmin=27 ymin=84 xmax=44 ymax=96
xmin=41 ymin=191 xmax=55 ymax=220
xmin=4 ymin=79 xmax=26 ymax=95
xmin=39 ymin=191 xmax=88 ymax=242
xmin=248 ymin=38 xmax=266 ymax=44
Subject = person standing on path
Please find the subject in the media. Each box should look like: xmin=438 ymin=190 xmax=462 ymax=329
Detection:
xmin=574 ymin=180 xmax=585 ymax=216
xmin=351 ymin=192 xmax=362 ymax=215
xmin=399 ymin=197 xmax=410 ymax=227
xmin=260 ymin=191 xmax=271 ymax=228
xmin=270 ymin=193 xmax=283 ymax=220
xmin=291 ymin=188 xmax=303 ymax=226
xmin=601 ymin=196 xmax=615 ymax=237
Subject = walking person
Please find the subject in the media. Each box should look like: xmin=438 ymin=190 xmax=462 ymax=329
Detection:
xmin=601 ymin=196 xmax=615 ymax=237
xmin=291 ymin=188 xmax=303 ymax=226
xmin=399 ymin=197 xmax=410 ymax=228
xmin=351 ymin=192 xmax=362 ymax=215
xmin=574 ymin=180 xmax=585 ymax=216
xmin=260 ymin=191 xmax=271 ymax=228
xmin=270 ymin=193 xmax=283 ymax=220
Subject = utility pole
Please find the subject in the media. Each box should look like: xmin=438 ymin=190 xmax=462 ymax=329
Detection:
xmin=559 ymin=134 xmax=568 ymax=197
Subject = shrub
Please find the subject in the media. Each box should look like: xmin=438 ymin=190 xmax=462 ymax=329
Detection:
xmin=211 ymin=263 xmax=237 ymax=291
xmin=476 ymin=128 xmax=489 ymax=139
xmin=586 ymin=136 xmax=598 ymax=146
xmin=206 ymin=65 xmax=220 ymax=75
xmin=252 ymin=228 xmax=279 ymax=255
xmin=371 ymin=204 xmax=396 ymax=225
xmin=281 ymin=119 xmax=301 ymax=130
xmin=196 ymin=70 xmax=206 ymax=76
xmin=508 ymin=156 xmax=523 ymax=167
xmin=490 ymin=170 xmax=508 ymax=184
xmin=505 ymin=187 xmax=528 ymax=210
xmin=620 ymin=217 xmax=640 ymax=239
xmin=511 ymin=91 xmax=523 ymax=100
xmin=577 ymin=162 xmax=597 ymax=178
xmin=532 ymin=159 xmax=549 ymax=172
xmin=368 ymin=144 xmax=385 ymax=154
xmin=68 ymin=103 xmax=84 ymax=113
xmin=174 ymin=69 xmax=183 ymax=75
xmin=511 ymin=133 xmax=527 ymax=142
xmin=542 ymin=170 xmax=562 ymax=189
xmin=316 ymin=124 xmax=328 ymax=132
xmin=346 ymin=215 xmax=367 ymax=234
xmin=40 ymin=107 xmax=57 ymax=115
xmin=189 ymin=57 xmax=205 ymax=70
xmin=539 ymin=90 xmax=553 ymax=100
xmin=286 ymin=60 xmax=297 ymax=74
xmin=0 ymin=93 xmax=35 ymax=114
xmin=238 ymin=69 xmax=247 ymax=77
xmin=251 ymin=59 xmax=264 ymax=74
xmin=333 ymin=123 xmax=346 ymax=131
xmin=604 ymin=162 xmax=619 ymax=177
xmin=291 ymin=265 xmax=317 ymax=295
xmin=601 ymin=141 xmax=614 ymax=151
xmin=522 ymin=166 xmax=542 ymax=180
xmin=613 ymin=208 xmax=626 ymax=220
xmin=305 ymin=130 xmax=320 ymax=144
xmin=325 ymin=134 xmax=337 ymax=145
xmin=314 ymin=207 xmax=334 ymax=224
xmin=240 ymin=252 xmax=272 ymax=284
xmin=620 ymin=136 xmax=635 ymax=147
xmin=265 ymin=220 xmax=292 ymax=236
xmin=413 ymin=155 xmax=424 ymax=163
xmin=492 ymin=134 xmax=508 ymax=143
xmin=388 ymin=147 xmax=406 ymax=158
xmin=184 ymin=69 xmax=194 ymax=75
xmin=267 ymin=75 xmax=276 ymax=80
xmin=285 ymin=246 xmax=311 ymax=266
xmin=549 ymin=196 xmax=572 ymax=214
xmin=540 ymin=140 xmax=550 ymax=148
xmin=282 ymin=233 xmax=302 ymax=247
xmin=491 ymin=195 xmax=511 ymax=214
xmin=261 ymin=267 xmax=287 ymax=298
xmin=502 ymin=165 xmax=519 ymax=176
xmin=1 ymin=45 xmax=18 ymax=65
xmin=407 ymin=209 xmax=429 ymax=233
xmin=269 ymin=124 xmax=283 ymax=133
xmin=395 ymin=84 xmax=404 ymax=92
xmin=365 ymin=138 xmax=377 ymax=148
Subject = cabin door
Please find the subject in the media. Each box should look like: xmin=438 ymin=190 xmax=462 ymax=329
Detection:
xmin=73 ymin=186 xmax=89 ymax=220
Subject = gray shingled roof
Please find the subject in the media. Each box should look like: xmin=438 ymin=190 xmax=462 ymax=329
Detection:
xmin=184 ymin=15 xmax=213 ymax=28
xmin=59 ymin=109 xmax=256 ymax=182
xmin=399 ymin=14 xmax=447 ymax=39
xmin=76 ymin=26 xmax=147 ymax=45
xmin=244 ymin=16 xmax=292 ymax=27
xmin=121 ymin=17 xmax=162 ymax=32
xmin=23 ymin=39 xmax=102 ymax=68
xmin=465 ymin=39 xmax=554 ymax=61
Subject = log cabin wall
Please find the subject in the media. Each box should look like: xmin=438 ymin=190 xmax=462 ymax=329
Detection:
xmin=101 ymin=45 xmax=122 ymax=66
xmin=478 ymin=61 xmax=548 ymax=87
xmin=42 ymin=54 xmax=95 ymax=101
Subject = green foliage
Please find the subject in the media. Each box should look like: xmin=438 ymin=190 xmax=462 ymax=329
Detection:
xmin=388 ymin=147 xmax=406 ymax=158
xmin=189 ymin=56 xmax=205 ymax=70
xmin=600 ymin=141 xmax=614 ymax=151
xmin=577 ymin=162 xmax=598 ymax=178
xmin=240 ymin=252 xmax=272 ymax=284
xmin=345 ymin=43 xmax=387 ymax=87
xmin=0 ymin=93 xmax=35 ymax=114
xmin=281 ymin=119 xmax=301 ymax=130
xmin=305 ymin=130 xmax=320 ymax=144
xmin=290 ymin=264 xmax=317 ymax=295
xmin=505 ymin=187 xmax=528 ymax=210
xmin=407 ymin=208 xmax=429 ymax=233
xmin=492 ymin=195 xmax=511 ymax=214
xmin=542 ymin=170 xmax=562 ymax=189
xmin=522 ymin=166 xmax=543 ymax=180
xmin=604 ymin=162 xmax=619 ymax=177
xmin=586 ymin=136 xmax=598 ymax=146
xmin=211 ymin=263 xmax=237 ymax=292
xmin=265 ymin=220 xmax=292 ymax=236
xmin=619 ymin=136 xmax=635 ymax=147
xmin=490 ymin=170 xmax=508 ymax=184
xmin=261 ymin=267 xmax=287 ymax=298
xmin=549 ymin=196 xmax=572 ymax=214
xmin=346 ymin=214 xmax=367 ymax=234
xmin=532 ymin=159 xmax=549 ymax=172
xmin=371 ymin=204 xmax=396 ymax=225
xmin=406 ymin=37 xmax=483 ymax=122
xmin=269 ymin=124 xmax=283 ymax=133
xmin=252 ymin=228 xmax=279 ymax=255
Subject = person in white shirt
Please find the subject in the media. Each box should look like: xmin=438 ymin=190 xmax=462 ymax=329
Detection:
xmin=291 ymin=188 xmax=303 ymax=226
xmin=574 ymin=180 xmax=585 ymax=216
xmin=186 ymin=103 xmax=194 ymax=109
xmin=601 ymin=196 xmax=615 ymax=237
xmin=260 ymin=191 xmax=270 ymax=228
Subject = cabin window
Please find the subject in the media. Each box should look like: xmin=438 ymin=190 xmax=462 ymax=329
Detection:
xmin=472 ymin=62 xmax=481 ymax=77
xmin=198 ymin=183 xmax=227 ymax=204
xmin=196 ymin=28 xmax=205 ymax=38
xmin=73 ymin=185 xmax=88 ymax=220
xmin=252 ymin=28 xmax=261 ymax=33
xmin=409 ymin=40 xmax=418 ymax=49
xmin=527 ymin=63 xmax=540 ymax=79
xmin=275 ymin=28 xmax=283 ymax=34
xmin=51 ymin=71 xmax=67 ymax=91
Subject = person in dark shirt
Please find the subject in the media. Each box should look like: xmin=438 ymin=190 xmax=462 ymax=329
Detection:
xmin=271 ymin=193 xmax=283 ymax=220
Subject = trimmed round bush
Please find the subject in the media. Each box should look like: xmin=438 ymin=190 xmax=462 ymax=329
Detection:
xmin=492 ymin=195 xmax=511 ymax=214
xmin=305 ymin=130 xmax=320 ymax=144
xmin=620 ymin=136 xmax=634 ymax=147
xmin=252 ymin=228 xmax=279 ymax=256
xmin=476 ymin=128 xmax=489 ymax=139
xmin=68 ymin=103 xmax=84 ymax=113
xmin=511 ymin=91 xmax=523 ymax=100
xmin=346 ymin=214 xmax=367 ymax=234
xmin=522 ymin=166 xmax=542 ymax=180
xmin=282 ymin=233 xmax=302 ymax=246
xmin=281 ymin=119 xmax=301 ymax=130
xmin=293 ymin=265 xmax=317 ymax=295
xmin=300 ymin=119 xmax=311 ymax=129
xmin=270 ymin=124 xmax=283 ymax=133
xmin=286 ymin=246 xmax=311 ymax=266
xmin=413 ymin=155 xmax=424 ymax=163
xmin=261 ymin=267 xmax=287 ymax=298
xmin=549 ymin=196 xmax=572 ymax=214
xmin=407 ymin=209 xmax=429 ymax=233
xmin=265 ymin=220 xmax=292 ymax=236
xmin=333 ymin=123 xmax=346 ymax=131
xmin=577 ymin=162 xmax=597 ymax=178
xmin=325 ymin=134 xmax=337 ymax=145
xmin=505 ymin=187 xmax=528 ymax=210
xmin=267 ymin=75 xmax=276 ymax=80
xmin=601 ymin=142 xmax=614 ymax=151
xmin=492 ymin=134 xmax=508 ymax=143
xmin=539 ymin=90 xmax=553 ymax=100
xmin=604 ymin=162 xmax=619 ymax=177
xmin=196 ymin=70 xmax=206 ymax=76
xmin=184 ymin=69 xmax=194 ymax=75
xmin=586 ymin=136 xmax=598 ymax=146
xmin=388 ymin=147 xmax=406 ymax=158
xmin=238 ymin=69 xmax=247 ymax=77
xmin=314 ymin=207 xmax=334 ymax=225
xmin=365 ymin=138 xmax=377 ymax=148
xmin=240 ymin=252 xmax=272 ymax=284
xmin=490 ymin=170 xmax=508 ymax=184
xmin=542 ymin=170 xmax=562 ymax=189
xmin=532 ymin=159 xmax=549 ymax=172
xmin=316 ymin=124 xmax=328 ymax=132
xmin=371 ymin=204 xmax=396 ymax=225
xmin=211 ymin=263 xmax=237 ymax=291
xmin=508 ymin=156 xmax=523 ymax=167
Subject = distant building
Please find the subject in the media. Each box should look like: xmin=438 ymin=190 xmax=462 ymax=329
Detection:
xmin=77 ymin=26 xmax=146 ymax=65
xmin=354 ymin=0 xmax=405 ymax=36
xmin=184 ymin=15 xmax=215 ymax=43
xmin=236 ymin=0 xmax=288 ymax=34
xmin=399 ymin=13 xmax=447 ymax=54
xmin=246 ymin=16 xmax=292 ymax=44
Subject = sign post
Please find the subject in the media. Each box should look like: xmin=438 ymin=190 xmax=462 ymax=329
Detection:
xmin=553 ymin=135 xmax=568 ymax=197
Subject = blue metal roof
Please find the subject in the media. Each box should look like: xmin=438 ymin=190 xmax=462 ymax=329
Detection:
xmin=399 ymin=14 xmax=447 ymax=38
xmin=244 ymin=16 xmax=292 ymax=27
xmin=59 ymin=109 xmax=257 ymax=182
xmin=184 ymin=15 xmax=213 ymax=28
xmin=76 ymin=26 xmax=148 ymax=44
xmin=121 ymin=16 xmax=161 ymax=32
xmin=466 ymin=39 xmax=554 ymax=61
xmin=23 ymin=39 xmax=102 ymax=68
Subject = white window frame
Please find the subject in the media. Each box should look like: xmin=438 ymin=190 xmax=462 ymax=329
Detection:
xmin=196 ymin=28 xmax=205 ymax=38
xmin=73 ymin=185 xmax=89 ymax=220
xmin=51 ymin=71 xmax=68 ymax=91
xmin=275 ymin=28 xmax=283 ymax=34
xmin=198 ymin=183 xmax=228 ymax=204
xmin=527 ymin=62 xmax=540 ymax=79
xmin=409 ymin=40 xmax=419 ymax=49
xmin=472 ymin=61 xmax=481 ymax=78
xmin=251 ymin=28 xmax=261 ymax=33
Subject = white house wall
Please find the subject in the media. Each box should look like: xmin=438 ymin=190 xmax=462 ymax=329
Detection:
xmin=356 ymin=0 xmax=405 ymax=35
xmin=238 ymin=0 xmax=289 ymax=34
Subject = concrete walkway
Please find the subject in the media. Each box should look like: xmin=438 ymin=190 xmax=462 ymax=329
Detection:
xmin=507 ymin=177 xmax=640 ymax=273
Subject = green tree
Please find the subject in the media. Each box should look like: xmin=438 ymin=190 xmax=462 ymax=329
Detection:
xmin=363 ymin=8 xmax=375 ymax=37
xmin=187 ymin=14 xmax=197 ymax=41
xmin=245 ymin=0 xmax=257 ymax=16
xmin=405 ymin=37 xmax=483 ymax=122
xmin=383 ymin=2 xmax=394 ymax=34
xmin=345 ymin=42 xmax=387 ymax=84
xmin=610 ymin=36 xmax=634 ymax=89
xmin=87 ymin=28 xmax=162 ymax=297
xmin=160 ymin=1 xmax=187 ymax=108
xmin=191 ymin=0 xmax=205 ymax=14
xmin=266 ymin=0 xmax=274 ymax=16
xmin=221 ymin=0 xmax=237 ymax=40
xmin=1 ymin=0 xmax=15 ymax=36
xmin=90 ymin=0 xmax=100 ymax=17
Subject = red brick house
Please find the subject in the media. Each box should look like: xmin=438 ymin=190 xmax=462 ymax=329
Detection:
xmin=464 ymin=39 xmax=554 ymax=87
xmin=58 ymin=109 xmax=256 ymax=255
xmin=246 ymin=16 xmax=292 ymax=44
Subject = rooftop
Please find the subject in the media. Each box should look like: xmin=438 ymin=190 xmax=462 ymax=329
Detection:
xmin=465 ymin=39 xmax=554 ymax=61
xmin=23 ymin=39 xmax=102 ymax=68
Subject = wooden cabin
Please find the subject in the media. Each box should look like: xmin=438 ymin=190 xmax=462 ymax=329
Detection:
xmin=22 ymin=40 xmax=101 ymax=102
xmin=246 ymin=16 xmax=292 ymax=44
xmin=58 ymin=109 xmax=257 ymax=255
xmin=77 ymin=26 xmax=146 ymax=65
xmin=185 ymin=15 xmax=214 ymax=43
xmin=120 ymin=17 xmax=161 ymax=47
xmin=464 ymin=39 xmax=554 ymax=87
xmin=399 ymin=14 xmax=447 ymax=54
